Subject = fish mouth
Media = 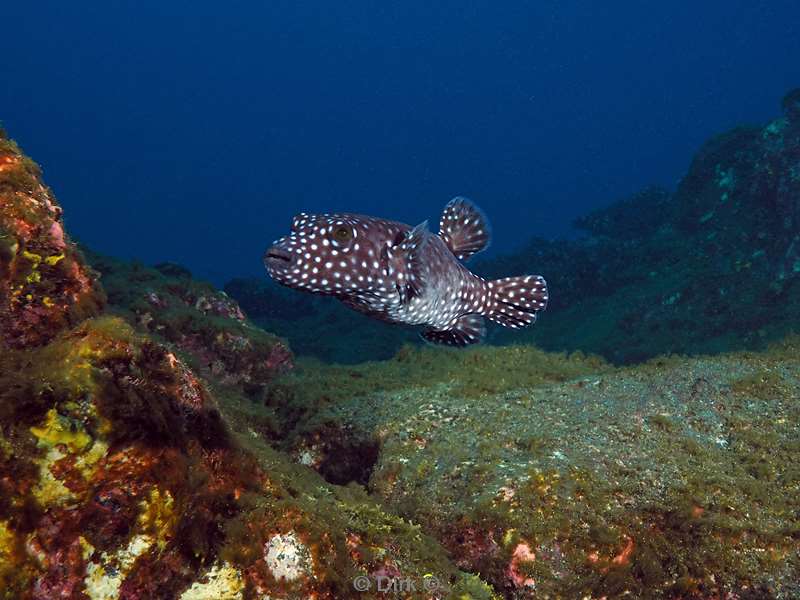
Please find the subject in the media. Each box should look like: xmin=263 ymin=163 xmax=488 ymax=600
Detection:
xmin=264 ymin=246 xmax=293 ymax=271
xmin=265 ymin=250 xmax=291 ymax=263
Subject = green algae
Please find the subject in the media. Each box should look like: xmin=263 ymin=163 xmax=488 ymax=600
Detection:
xmin=6 ymin=291 xmax=785 ymax=596
xmin=0 ymin=284 xmax=493 ymax=597
xmin=0 ymin=137 xmax=42 ymax=194
xmin=279 ymin=340 xmax=800 ymax=597
xmin=213 ymin=393 xmax=489 ymax=599
xmin=6 ymin=116 xmax=800 ymax=597
xmin=263 ymin=343 xmax=609 ymax=444
xmin=0 ymin=140 xmax=106 ymax=351
xmin=0 ymin=227 xmax=17 ymax=266
xmin=730 ymin=369 xmax=789 ymax=400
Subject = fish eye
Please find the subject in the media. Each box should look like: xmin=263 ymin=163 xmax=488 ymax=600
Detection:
xmin=332 ymin=226 xmax=352 ymax=242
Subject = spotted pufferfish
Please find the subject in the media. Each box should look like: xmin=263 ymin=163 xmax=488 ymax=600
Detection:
xmin=264 ymin=197 xmax=548 ymax=347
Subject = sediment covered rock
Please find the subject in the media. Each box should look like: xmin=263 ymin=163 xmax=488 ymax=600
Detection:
xmin=282 ymin=343 xmax=800 ymax=598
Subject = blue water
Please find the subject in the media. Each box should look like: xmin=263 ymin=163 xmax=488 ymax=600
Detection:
xmin=2 ymin=1 xmax=798 ymax=284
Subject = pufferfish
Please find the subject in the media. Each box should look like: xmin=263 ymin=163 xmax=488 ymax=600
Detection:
xmin=264 ymin=197 xmax=548 ymax=346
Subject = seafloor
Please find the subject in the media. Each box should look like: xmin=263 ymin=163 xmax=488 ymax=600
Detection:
xmin=1 ymin=89 xmax=799 ymax=599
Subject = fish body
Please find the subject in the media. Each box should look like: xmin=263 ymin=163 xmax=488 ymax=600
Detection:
xmin=264 ymin=197 xmax=547 ymax=346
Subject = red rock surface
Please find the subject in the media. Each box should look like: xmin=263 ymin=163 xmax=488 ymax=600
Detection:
xmin=0 ymin=136 xmax=104 ymax=348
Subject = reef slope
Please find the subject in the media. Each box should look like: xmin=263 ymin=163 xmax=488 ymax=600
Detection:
xmin=481 ymin=89 xmax=800 ymax=362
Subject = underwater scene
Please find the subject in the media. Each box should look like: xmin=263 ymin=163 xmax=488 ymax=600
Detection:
xmin=2 ymin=3 xmax=800 ymax=599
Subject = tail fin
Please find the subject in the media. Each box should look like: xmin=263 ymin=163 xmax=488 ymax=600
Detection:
xmin=485 ymin=275 xmax=548 ymax=329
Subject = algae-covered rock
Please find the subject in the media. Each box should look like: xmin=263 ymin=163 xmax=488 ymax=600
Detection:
xmin=0 ymin=132 xmax=496 ymax=599
xmin=476 ymin=89 xmax=800 ymax=363
xmin=0 ymin=132 xmax=104 ymax=349
xmin=281 ymin=342 xmax=800 ymax=598
xmin=87 ymin=252 xmax=294 ymax=397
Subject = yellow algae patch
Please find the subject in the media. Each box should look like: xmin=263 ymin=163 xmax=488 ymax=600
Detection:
xmin=30 ymin=408 xmax=91 ymax=452
xmin=84 ymin=534 xmax=154 ymax=600
xmin=22 ymin=249 xmax=42 ymax=264
xmin=79 ymin=536 xmax=94 ymax=560
xmin=82 ymin=488 xmax=178 ymax=599
xmin=137 ymin=487 xmax=177 ymax=552
xmin=502 ymin=528 xmax=517 ymax=547
xmin=74 ymin=438 xmax=109 ymax=473
xmin=21 ymin=250 xmax=44 ymax=283
xmin=0 ymin=520 xmax=20 ymax=588
xmin=29 ymin=409 xmax=98 ymax=506
xmin=71 ymin=440 xmax=110 ymax=498
xmin=71 ymin=318 xmax=136 ymax=363
xmin=31 ymin=446 xmax=73 ymax=505
xmin=0 ymin=434 xmax=10 ymax=460
xmin=81 ymin=487 xmax=181 ymax=599
xmin=0 ymin=520 xmax=13 ymax=553
xmin=44 ymin=253 xmax=65 ymax=266
xmin=179 ymin=563 xmax=244 ymax=600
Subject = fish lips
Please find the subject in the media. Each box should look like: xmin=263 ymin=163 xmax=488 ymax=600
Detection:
xmin=264 ymin=244 xmax=294 ymax=278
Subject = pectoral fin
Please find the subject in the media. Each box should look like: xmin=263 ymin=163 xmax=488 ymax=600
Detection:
xmin=384 ymin=220 xmax=429 ymax=304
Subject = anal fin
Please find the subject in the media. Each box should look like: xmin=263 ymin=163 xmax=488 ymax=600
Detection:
xmin=421 ymin=314 xmax=486 ymax=347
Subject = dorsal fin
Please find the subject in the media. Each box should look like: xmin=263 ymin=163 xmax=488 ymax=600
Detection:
xmin=438 ymin=196 xmax=491 ymax=261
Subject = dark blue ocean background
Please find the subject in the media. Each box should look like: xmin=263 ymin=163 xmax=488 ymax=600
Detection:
xmin=2 ymin=1 xmax=799 ymax=283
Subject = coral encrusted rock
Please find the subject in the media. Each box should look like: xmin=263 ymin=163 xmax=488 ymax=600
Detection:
xmin=0 ymin=132 xmax=104 ymax=348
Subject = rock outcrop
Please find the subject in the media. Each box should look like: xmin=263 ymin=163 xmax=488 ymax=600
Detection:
xmin=479 ymin=91 xmax=800 ymax=362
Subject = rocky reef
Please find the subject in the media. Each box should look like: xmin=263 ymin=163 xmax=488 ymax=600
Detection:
xmin=0 ymin=131 xmax=495 ymax=598
xmin=275 ymin=342 xmax=800 ymax=598
xmin=478 ymin=88 xmax=800 ymax=362
xmin=0 ymin=134 xmax=104 ymax=348
xmin=228 ymin=89 xmax=800 ymax=364
xmin=87 ymin=253 xmax=293 ymax=400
